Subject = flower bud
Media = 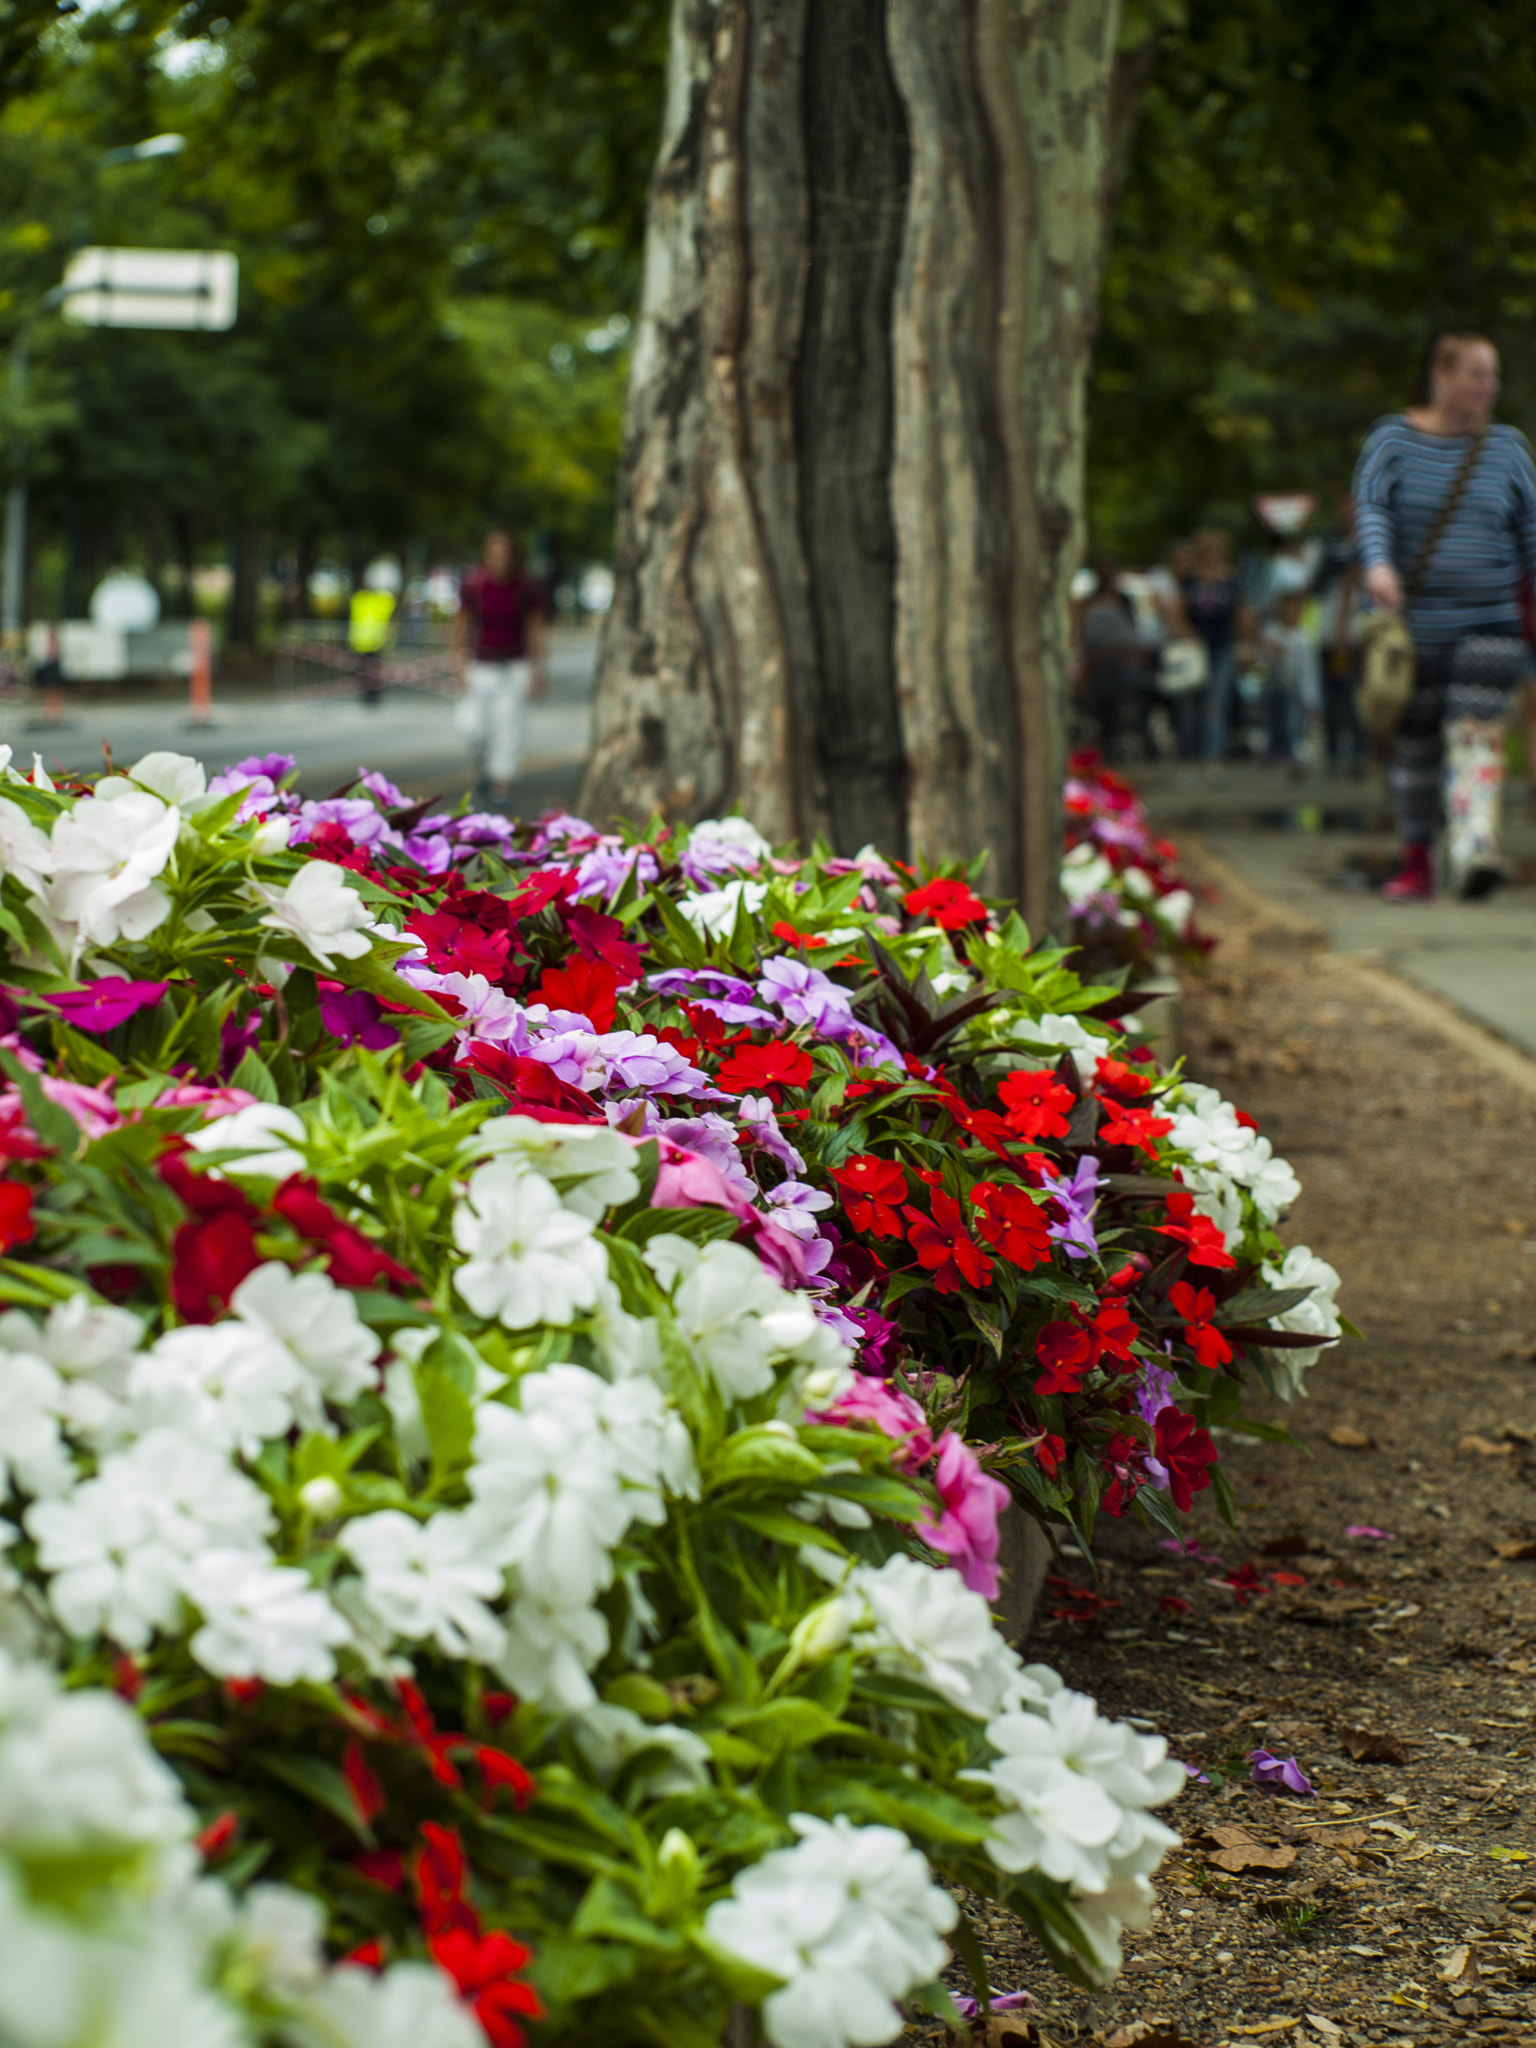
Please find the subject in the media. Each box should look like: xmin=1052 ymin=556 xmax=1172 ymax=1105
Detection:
xmin=787 ymin=1596 xmax=851 ymax=1667
xmin=299 ymin=1476 xmax=343 ymax=1519
xmin=251 ymin=815 xmax=292 ymax=854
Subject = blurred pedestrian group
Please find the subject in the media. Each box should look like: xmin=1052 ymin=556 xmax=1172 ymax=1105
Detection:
xmin=1075 ymin=329 xmax=1536 ymax=902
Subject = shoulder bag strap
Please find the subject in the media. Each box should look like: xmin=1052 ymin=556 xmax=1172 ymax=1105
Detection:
xmin=1403 ymin=427 xmax=1487 ymax=601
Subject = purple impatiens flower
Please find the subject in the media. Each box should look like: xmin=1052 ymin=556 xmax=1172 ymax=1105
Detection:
xmin=46 ymin=978 xmax=168 ymax=1033
xmin=1248 ymin=1749 xmax=1314 ymax=1796
xmin=1045 ymin=1152 xmax=1099 ymax=1257
xmin=318 ymin=984 xmax=399 ymax=1051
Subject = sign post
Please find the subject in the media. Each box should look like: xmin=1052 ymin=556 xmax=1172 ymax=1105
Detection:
xmin=188 ymin=618 xmax=213 ymax=725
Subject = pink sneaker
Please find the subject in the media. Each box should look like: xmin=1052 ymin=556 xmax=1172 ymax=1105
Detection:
xmin=1381 ymin=846 xmax=1433 ymax=902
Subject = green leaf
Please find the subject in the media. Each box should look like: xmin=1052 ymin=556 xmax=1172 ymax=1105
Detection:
xmin=249 ymin=1751 xmax=373 ymax=1843
xmin=719 ymin=1698 xmax=849 ymax=1749
xmin=0 ymin=1047 xmax=79 ymax=1153
xmin=229 ymin=1048 xmax=279 ymax=1103
xmin=572 ymin=1874 xmax=685 ymax=1950
xmin=706 ymin=1428 xmax=827 ymax=1490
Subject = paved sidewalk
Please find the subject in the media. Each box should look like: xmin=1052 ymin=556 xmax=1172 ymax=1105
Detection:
xmin=1135 ymin=758 xmax=1536 ymax=1058
xmin=0 ymin=631 xmax=598 ymax=805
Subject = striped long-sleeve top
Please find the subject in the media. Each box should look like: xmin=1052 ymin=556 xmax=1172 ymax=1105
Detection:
xmin=1352 ymin=415 xmax=1536 ymax=644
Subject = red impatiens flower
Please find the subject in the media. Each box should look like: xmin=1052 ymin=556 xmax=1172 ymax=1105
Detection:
xmin=1168 ymin=1280 xmax=1233 ymax=1370
xmin=1153 ymin=1189 xmax=1237 ymax=1270
xmin=1095 ymin=1101 xmax=1175 ymax=1156
xmin=0 ymin=1179 xmax=33 ymax=1253
xmin=343 ymin=1737 xmax=387 ymax=1825
xmin=414 ymin=1822 xmax=478 ymax=1938
xmin=714 ymin=1040 xmax=814 ymax=1095
xmin=829 ymin=1154 xmax=909 ymax=1238
xmin=272 ymin=1177 xmax=421 ymax=1292
xmin=563 ymin=901 xmax=643 ymax=986
xmin=535 ymin=955 xmax=619 ymax=1032
xmin=1033 ymin=1319 xmax=1100 ymax=1396
xmin=171 ymin=1209 xmax=261 ymax=1323
xmin=1091 ymin=1296 xmax=1140 ymax=1366
xmin=997 ymin=1068 xmax=1076 ymax=1141
xmin=1033 ymin=1432 xmax=1067 ymax=1477
xmin=195 ymin=1810 xmax=239 ymax=1860
xmin=903 ymin=1188 xmax=993 ymax=1294
xmin=970 ymin=1180 xmax=1051 ymax=1270
xmin=1093 ymin=1055 xmax=1155 ymax=1099
xmin=429 ymin=1928 xmax=544 ymax=2048
xmin=353 ymin=1848 xmax=407 ymax=1891
xmin=903 ymin=876 xmax=988 ymax=930
xmin=475 ymin=1746 xmax=536 ymax=1813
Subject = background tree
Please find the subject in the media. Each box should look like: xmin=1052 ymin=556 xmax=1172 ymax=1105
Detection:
xmin=581 ymin=0 xmax=1129 ymax=929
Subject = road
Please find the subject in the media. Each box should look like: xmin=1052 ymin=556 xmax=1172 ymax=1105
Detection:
xmin=1 ymin=628 xmax=598 ymax=814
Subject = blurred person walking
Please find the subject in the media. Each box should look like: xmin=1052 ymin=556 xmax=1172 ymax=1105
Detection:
xmin=1260 ymin=591 xmax=1318 ymax=770
xmin=349 ymin=559 xmax=399 ymax=709
xmin=1315 ymin=496 xmax=1364 ymax=775
xmin=1081 ymin=556 xmax=1150 ymax=762
xmin=452 ymin=530 xmax=548 ymax=806
xmin=1178 ymin=529 xmax=1241 ymax=762
xmin=1355 ymin=333 xmax=1536 ymax=899
xmin=1149 ymin=540 xmax=1207 ymax=761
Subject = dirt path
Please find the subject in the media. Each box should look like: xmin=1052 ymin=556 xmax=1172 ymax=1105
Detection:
xmin=922 ymin=870 xmax=1536 ymax=2048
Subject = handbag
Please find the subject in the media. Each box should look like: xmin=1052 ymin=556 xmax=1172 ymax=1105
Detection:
xmin=1158 ymin=636 xmax=1209 ymax=696
xmin=1357 ymin=427 xmax=1487 ymax=741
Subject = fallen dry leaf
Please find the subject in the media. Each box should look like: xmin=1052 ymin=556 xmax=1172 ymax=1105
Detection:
xmin=1458 ymin=1433 xmax=1514 ymax=1457
xmin=1226 ymin=2024 xmax=1301 ymax=2040
xmin=1327 ymin=1425 xmax=1374 ymax=1450
xmin=1492 ymin=1536 xmax=1536 ymax=1561
xmin=1499 ymin=1422 xmax=1536 ymax=1445
xmin=1298 ymin=1823 xmax=1370 ymax=1849
xmin=1439 ymin=1943 xmax=1471 ymax=1983
xmin=1336 ymin=1726 xmax=1411 ymax=1765
xmin=946 ymin=2020 xmax=1037 ymax=2048
xmin=1207 ymin=1839 xmax=1297 ymax=1873
xmin=1305 ymin=2020 xmax=1343 ymax=2042
xmin=1102 ymin=2026 xmax=1199 ymax=2048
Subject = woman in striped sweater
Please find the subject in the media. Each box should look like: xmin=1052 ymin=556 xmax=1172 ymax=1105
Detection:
xmin=1353 ymin=332 xmax=1536 ymax=899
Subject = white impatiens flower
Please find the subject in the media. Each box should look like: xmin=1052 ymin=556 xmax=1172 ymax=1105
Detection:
xmin=671 ymin=1240 xmax=812 ymax=1400
xmin=233 ymin=1885 xmax=326 ymax=1999
xmin=468 ymin=1384 xmax=632 ymax=1604
xmin=125 ymin=750 xmax=208 ymax=808
xmin=518 ymin=1362 xmax=697 ymax=1517
xmin=26 ymin=1429 xmax=272 ymax=1650
xmin=848 ymin=1554 xmax=1052 ymax=1722
xmin=570 ymin=1703 xmax=710 ymax=1799
xmin=1167 ymin=1081 xmax=1301 ymax=1240
xmin=339 ymin=1508 xmax=505 ymax=1661
xmin=0 ymin=1658 xmax=191 ymax=1860
xmin=182 ymin=1549 xmax=349 ymax=1684
xmin=452 ymin=1159 xmax=607 ymax=1327
xmin=129 ymin=1323 xmax=304 ymax=1457
xmin=230 ymin=1261 xmax=381 ymax=1423
xmin=247 ymin=859 xmax=374 ymax=970
xmin=494 ymin=1589 xmax=609 ymax=1713
xmin=1261 ymin=1243 xmax=1344 ymax=1394
xmin=472 ymin=1115 xmax=640 ymax=1219
xmin=299 ymin=1961 xmax=484 ymax=2048
xmin=185 ymin=1101 xmax=307 ymax=1181
xmin=1001 ymin=1010 xmax=1107 ymax=1082
xmin=705 ymin=1813 xmax=956 ymax=2048
xmin=967 ymin=1690 xmax=1182 ymax=1897
xmin=0 ymin=795 xmax=54 ymax=895
xmin=677 ymin=877 xmax=768 ymax=938
xmin=1059 ymin=842 xmax=1115 ymax=910
xmin=42 ymin=788 xmax=180 ymax=961
xmin=0 ymin=1344 xmax=73 ymax=1501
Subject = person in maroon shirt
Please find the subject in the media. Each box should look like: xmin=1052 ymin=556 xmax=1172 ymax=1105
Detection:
xmin=450 ymin=530 xmax=548 ymax=802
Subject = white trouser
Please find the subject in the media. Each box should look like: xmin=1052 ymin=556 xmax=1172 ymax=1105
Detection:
xmin=456 ymin=659 xmax=529 ymax=783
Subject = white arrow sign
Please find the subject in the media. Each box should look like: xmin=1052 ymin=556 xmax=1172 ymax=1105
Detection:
xmin=61 ymin=247 xmax=238 ymax=331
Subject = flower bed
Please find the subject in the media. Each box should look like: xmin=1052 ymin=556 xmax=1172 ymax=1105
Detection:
xmin=0 ymin=748 xmax=1345 ymax=2047
xmin=1062 ymin=752 xmax=1211 ymax=980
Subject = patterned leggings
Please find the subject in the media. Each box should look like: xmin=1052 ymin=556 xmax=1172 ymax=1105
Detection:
xmin=1392 ymin=637 xmax=1531 ymax=867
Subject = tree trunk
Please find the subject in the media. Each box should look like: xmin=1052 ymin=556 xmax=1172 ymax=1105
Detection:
xmin=583 ymin=0 xmax=1124 ymax=929
xmin=229 ymin=524 xmax=263 ymax=651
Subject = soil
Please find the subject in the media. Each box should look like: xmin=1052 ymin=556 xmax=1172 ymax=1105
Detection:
xmin=908 ymin=865 xmax=1536 ymax=2048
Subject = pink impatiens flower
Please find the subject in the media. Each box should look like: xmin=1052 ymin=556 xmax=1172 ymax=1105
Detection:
xmin=812 ymin=1373 xmax=934 ymax=1471
xmin=916 ymin=1432 xmax=1010 ymax=1598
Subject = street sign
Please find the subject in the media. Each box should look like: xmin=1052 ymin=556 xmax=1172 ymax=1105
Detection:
xmin=60 ymin=247 xmax=238 ymax=331
xmin=1252 ymin=491 xmax=1317 ymax=536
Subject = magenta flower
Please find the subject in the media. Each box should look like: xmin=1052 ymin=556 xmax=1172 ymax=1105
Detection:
xmin=46 ymin=978 xmax=168 ymax=1033
xmin=1345 ymin=1525 xmax=1395 ymax=1541
xmin=1248 ymin=1750 xmax=1314 ymax=1796
xmin=317 ymin=984 xmax=399 ymax=1051
xmin=917 ymin=1433 xmax=1010 ymax=1598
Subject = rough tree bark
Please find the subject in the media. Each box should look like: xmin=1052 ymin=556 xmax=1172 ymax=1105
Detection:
xmin=582 ymin=0 xmax=1125 ymax=932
